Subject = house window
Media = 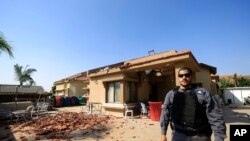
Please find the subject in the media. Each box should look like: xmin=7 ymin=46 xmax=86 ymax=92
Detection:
xmin=107 ymin=82 xmax=120 ymax=103
xmin=126 ymin=82 xmax=137 ymax=103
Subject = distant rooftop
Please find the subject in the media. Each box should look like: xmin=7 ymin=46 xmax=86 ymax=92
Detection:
xmin=0 ymin=84 xmax=44 ymax=94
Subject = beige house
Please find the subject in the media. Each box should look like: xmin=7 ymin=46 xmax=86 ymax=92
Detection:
xmin=54 ymin=72 xmax=89 ymax=97
xmin=54 ymin=50 xmax=217 ymax=116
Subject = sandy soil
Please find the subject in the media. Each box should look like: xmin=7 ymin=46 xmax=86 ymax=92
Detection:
xmin=0 ymin=104 xmax=250 ymax=141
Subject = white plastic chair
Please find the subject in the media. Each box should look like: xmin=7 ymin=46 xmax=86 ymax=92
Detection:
xmin=12 ymin=110 xmax=27 ymax=122
xmin=140 ymin=102 xmax=149 ymax=116
xmin=12 ymin=105 xmax=34 ymax=122
xmin=31 ymin=102 xmax=49 ymax=118
xmin=124 ymin=103 xmax=133 ymax=118
xmin=82 ymin=103 xmax=90 ymax=114
xmin=38 ymin=103 xmax=49 ymax=114
xmin=26 ymin=105 xmax=35 ymax=118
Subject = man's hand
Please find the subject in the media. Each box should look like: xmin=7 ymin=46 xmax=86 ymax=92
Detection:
xmin=160 ymin=134 xmax=167 ymax=141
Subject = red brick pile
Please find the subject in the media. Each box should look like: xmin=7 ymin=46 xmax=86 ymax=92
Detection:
xmin=20 ymin=112 xmax=110 ymax=139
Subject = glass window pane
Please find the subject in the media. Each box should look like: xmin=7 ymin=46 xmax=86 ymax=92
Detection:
xmin=108 ymin=83 xmax=114 ymax=103
xmin=114 ymin=82 xmax=120 ymax=102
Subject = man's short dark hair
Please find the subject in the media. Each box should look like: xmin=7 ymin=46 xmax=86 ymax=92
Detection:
xmin=178 ymin=67 xmax=193 ymax=75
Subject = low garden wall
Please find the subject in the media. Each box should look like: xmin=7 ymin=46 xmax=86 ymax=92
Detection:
xmin=0 ymin=101 xmax=34 ymax=111
xmin=223 ymin=87 xmax=250 ymax=105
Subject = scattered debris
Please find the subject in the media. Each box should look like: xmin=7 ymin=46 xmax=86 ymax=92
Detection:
xmin=18 ymin=112 xmax=110 ymax=139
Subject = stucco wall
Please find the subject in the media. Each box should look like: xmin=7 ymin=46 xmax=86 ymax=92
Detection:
xmin=134 ymin=75 xmax=175 ymax=103
xmin=69 ymin=81 xmax=84 ymax=96
xmin=0 ymin=101 xmax=34 ymax=111
xmin=137 ymin=79 xmax=149 ymax=102
xmin=211 ymin=80 xmax=218 ymax=94
xmin=223 ymin=87 xmax=250 ymax=105
xmin=56 ymin=84 xmax=66 ymax=91
xmin=88 ymin=73 xmax=124 ymax=103
xmin=82 ymin=82 xmax=89 ymax=95
xmin=195 ymin=68 xmax=212 ymax=92
xmin=158 ymin=75 xmax=175 ymax=102
xmin=56 ymin=82 xmax=85 ymax=96
xmin=56 ymin=83 xmax=69 ymax=95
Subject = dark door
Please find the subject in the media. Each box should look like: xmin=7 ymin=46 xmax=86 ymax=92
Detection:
xmin=149 ymin=84 xmax=158 ymax=101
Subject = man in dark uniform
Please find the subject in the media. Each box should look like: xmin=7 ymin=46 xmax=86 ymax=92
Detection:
xmin=160 ymin=67 xmax=226 ymax=141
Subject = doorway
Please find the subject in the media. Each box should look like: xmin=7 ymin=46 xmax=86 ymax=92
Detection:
xmin=149 ymin=84 xmax=158 ymax=102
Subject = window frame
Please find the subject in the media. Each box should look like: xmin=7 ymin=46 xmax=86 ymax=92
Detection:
xmin=106 ymin=81 xmax=120 ymax=103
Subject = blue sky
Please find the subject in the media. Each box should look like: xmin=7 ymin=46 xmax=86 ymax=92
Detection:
xmin=1 ymin=0 xmax=250 ymax=91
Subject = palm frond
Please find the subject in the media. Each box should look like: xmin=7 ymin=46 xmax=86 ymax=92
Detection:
xmin=29 ymin=78 xmax=36 ymax=86
xmin=0 ymin=33 xmax=14 ymax=58
xmin=14 ymin=64 xmax=23 ymax=81
xmin=24 ymin=68 xmax=37 ymax=75
xmin=14 ymin=64 xmax=37 ymax=86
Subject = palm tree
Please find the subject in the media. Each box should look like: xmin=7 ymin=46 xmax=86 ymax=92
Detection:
xmin=14 ymin=64 xmax=37 ymax=86
xmin=14 ymin=64 xmax=37 ymax=109
xmin=0 ymin=32 xmax=14 ymax=58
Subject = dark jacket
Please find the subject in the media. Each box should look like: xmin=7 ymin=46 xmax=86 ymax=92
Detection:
xmin=160 ymin=87 xmax=226 ymax=141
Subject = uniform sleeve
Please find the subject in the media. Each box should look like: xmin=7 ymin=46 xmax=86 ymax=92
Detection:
xmin=160 ymin=91 xmax=172 ymax=135
xmin=204 ymin=90 xmax=226 ymax=141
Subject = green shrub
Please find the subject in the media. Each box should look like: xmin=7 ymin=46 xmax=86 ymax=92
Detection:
xmin=218 ymin=77 xmax=250 ymax=88
xmin=236 ymin=77 xmax=250 ymax=87
xmin=217 ymin=78 xmax=234 ymax=88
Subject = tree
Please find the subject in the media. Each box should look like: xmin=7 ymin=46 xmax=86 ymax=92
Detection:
xmin=14 ymin=64 xmax=37 ymax=86
xmin=236 ymin=77 xmax=250 ymax=87
xmin=217 ymin=78 xmax=234 ymax=88
xmin=218 ymin=76 xmax=250 ymax=88
xmin=0 ymin=32 xmax=14 ymax=58
xmin=14 ymin=64 xmax=37 ymax=109
xmin=50 ymin=85 xmax=56 ymax=94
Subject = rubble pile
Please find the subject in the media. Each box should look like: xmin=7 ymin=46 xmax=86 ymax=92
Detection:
xmin=20 ymin=112 xmax=110 ymax=139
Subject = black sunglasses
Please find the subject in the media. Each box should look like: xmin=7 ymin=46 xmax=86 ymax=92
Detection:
xmin=178 ymin=73 xmax=191 ymax=78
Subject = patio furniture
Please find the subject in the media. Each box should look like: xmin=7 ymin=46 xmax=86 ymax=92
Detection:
xmin=12 ymin=110 xmax=27 ymax=122
xmin=12 ymin=105 xmax=34 ymax=122
xmin=140 ymin=102 xmax=149 ymax=116
xmin=82 ymin=102 xmax=102 ymax=114
xmin=124 ymin=103 xmax=133 ymax=118
xmin=31 ymin=102 xmax=49 ymax=118
xmin=82 ymin=102 xmax=90 ymax=114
